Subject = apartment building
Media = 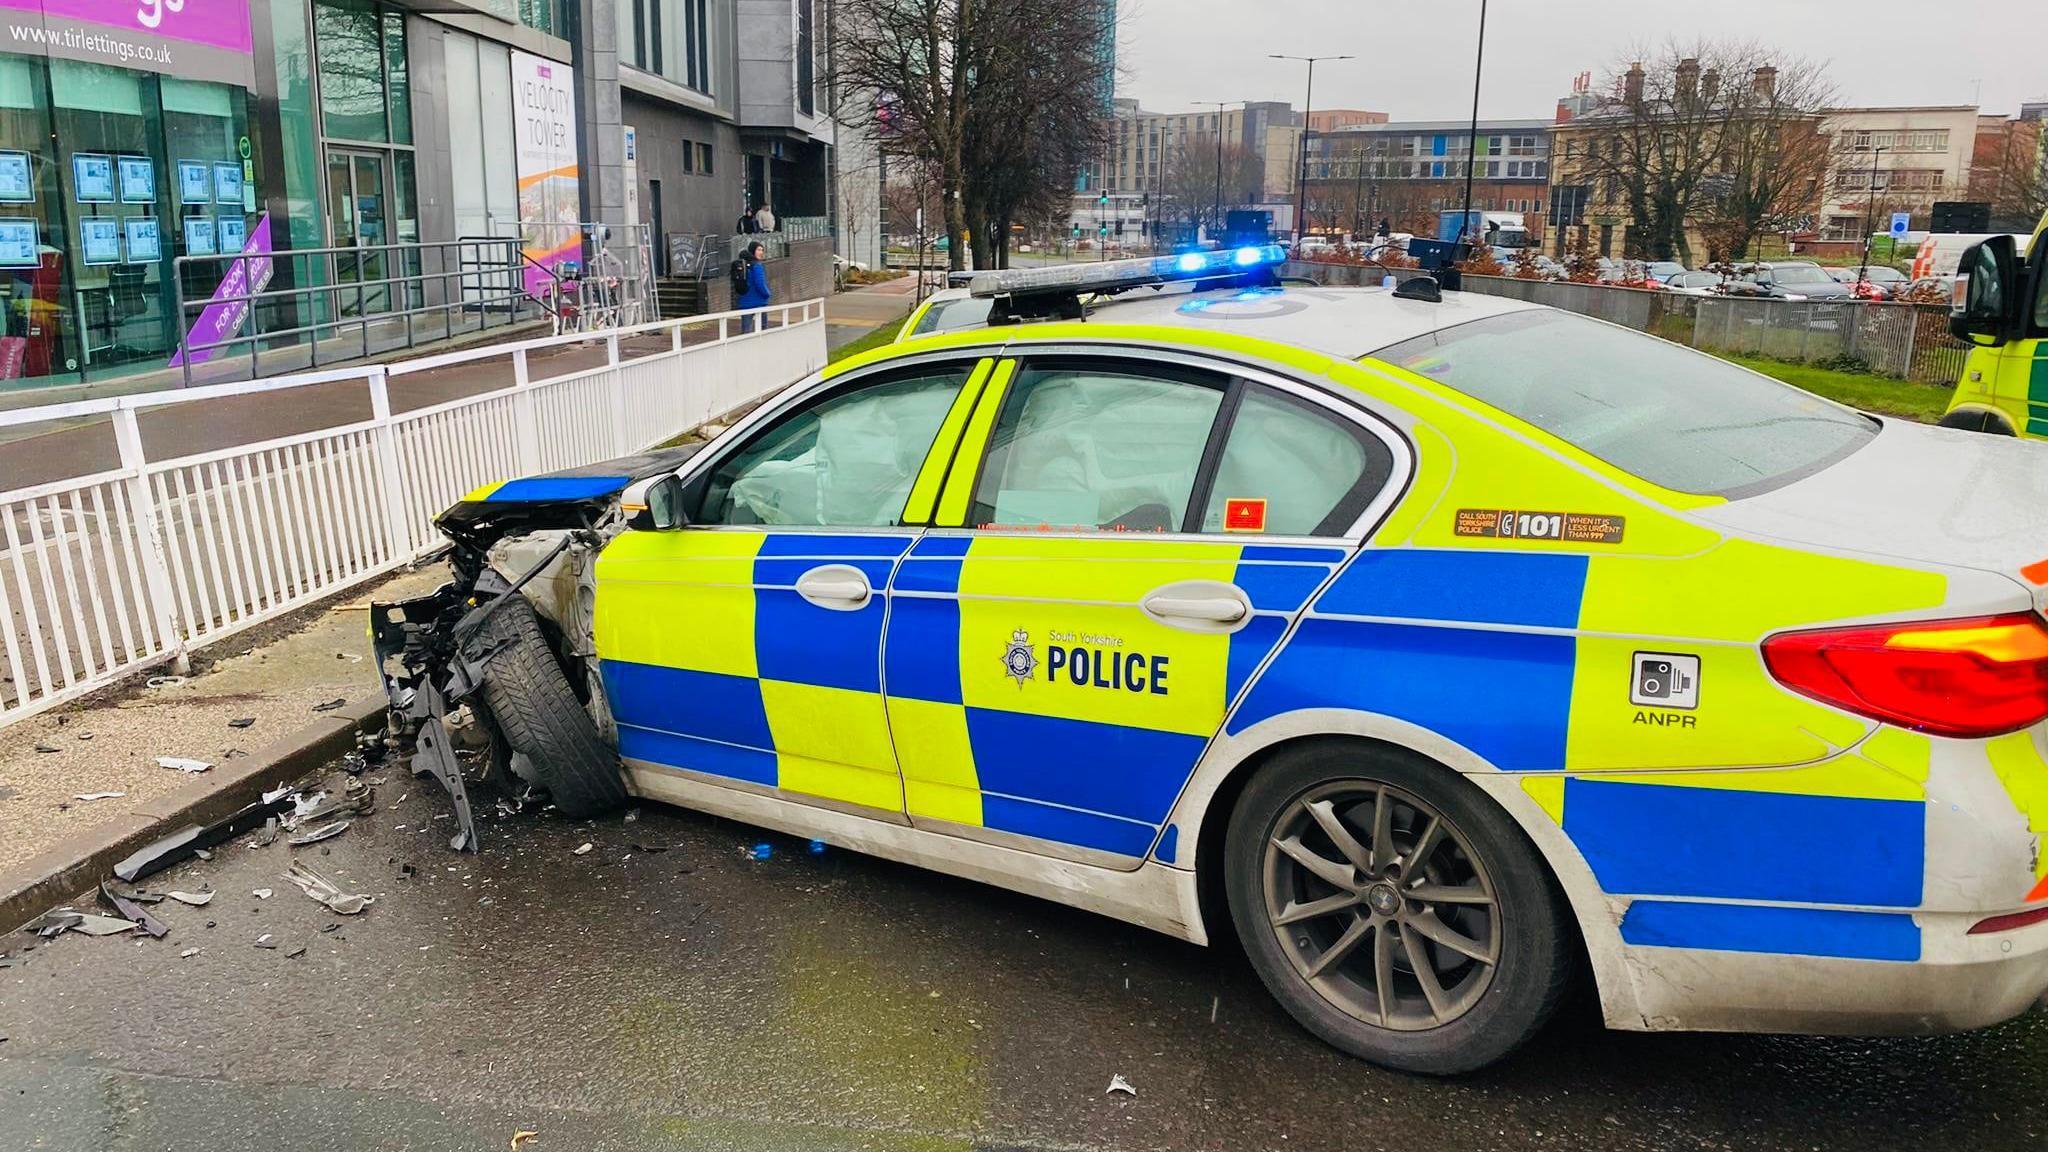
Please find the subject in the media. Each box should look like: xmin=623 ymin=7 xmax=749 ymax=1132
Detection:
xmin=1815 ymin=106 xmax=1979 ymax=240
xmin=1303 ymin=120 xmax=1552 ymax=238
xmin=1072 ymin=98 xmax=1301 ymax=239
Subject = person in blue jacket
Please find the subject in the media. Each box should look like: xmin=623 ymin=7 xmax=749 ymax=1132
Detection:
xmin=736 ymin=240 xmax=771 ymax=332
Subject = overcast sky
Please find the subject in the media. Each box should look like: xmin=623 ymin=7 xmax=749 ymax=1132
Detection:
xmin=1116 ymin=1 xmax=2048 ymax=122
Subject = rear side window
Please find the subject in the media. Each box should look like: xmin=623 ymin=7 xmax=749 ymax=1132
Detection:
xmin=1373 ymin=310 xmax=1876 ymax=497
xmin=1195 ymin=388 xmax=1391 ymax=535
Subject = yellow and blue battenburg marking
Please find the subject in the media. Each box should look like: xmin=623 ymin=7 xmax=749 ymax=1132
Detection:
xmin=593 ymin=527 xmax=1344 ymax=862
xmin=595 ymin=532 xmax=912 ymax=814
xmin=1228 ymin=543 xmax=1937 ymax=963
xmin=883 ymin=536 xmax=1345 ymax=859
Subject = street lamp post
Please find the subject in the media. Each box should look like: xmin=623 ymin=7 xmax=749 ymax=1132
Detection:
xmin=1458 ymin=0 xmax=1489 ymax=252
xmin=1856 ymin=144 xmax=1889 ymax=288
xmin=1197 ymin=100 xmax=1242 ymax=244
xmin=1271 ymin=53 xmax=1353 ymax=246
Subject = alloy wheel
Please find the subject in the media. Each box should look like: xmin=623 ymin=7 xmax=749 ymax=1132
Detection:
xmin=1262 ymin=780 xmax=1502 ymax=1031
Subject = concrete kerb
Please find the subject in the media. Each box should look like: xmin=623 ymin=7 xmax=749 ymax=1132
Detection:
xmin=0 ymin=696 xmax=389 ymax=933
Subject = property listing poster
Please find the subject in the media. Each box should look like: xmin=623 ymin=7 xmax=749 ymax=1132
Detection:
xmin=509 ymin=50 xmax=579 ymax=300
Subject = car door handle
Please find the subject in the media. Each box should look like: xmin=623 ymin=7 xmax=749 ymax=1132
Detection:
xmin=1143 ymin=595 xmax=1248 ymax=623
xmin=795 ymin=564 xmax=872 ymax=611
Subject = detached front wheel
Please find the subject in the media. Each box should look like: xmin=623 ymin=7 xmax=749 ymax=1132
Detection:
xmin=1224 ymin=743 xmax=1571 ymax=1075
xmin=467 ymin=595 xmax=627 ymax=818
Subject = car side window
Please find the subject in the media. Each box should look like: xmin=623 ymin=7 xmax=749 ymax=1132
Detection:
xmin=694 ymin=367 xmax=971 ymax=527
xmin=2035 ymin=249 xmax=2048 ymax=335
xmin=969 ymin=359 xmax=1226 ymax=533
xmin=1195 ymin=388 xmax=1393 ymax=536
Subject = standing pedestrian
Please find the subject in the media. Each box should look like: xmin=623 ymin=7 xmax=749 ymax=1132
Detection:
xmin=754 ymin=201 xmax=777 ymax=233
xmin=736 ymin=207 xmax=759 ymax=234
xmin=735 ymin=240 xmax=771 ymax=333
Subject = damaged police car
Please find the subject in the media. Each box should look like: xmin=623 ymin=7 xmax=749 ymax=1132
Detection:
xmin=377 ymin=245 xmax=2048 ymax=1075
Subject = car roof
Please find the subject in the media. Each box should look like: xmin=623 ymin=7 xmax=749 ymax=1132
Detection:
xmin=1046 ymin=283 xmax=1546 ymax=360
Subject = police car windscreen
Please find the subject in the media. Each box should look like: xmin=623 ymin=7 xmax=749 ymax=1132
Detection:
xmin=914 ymin=296 xmax=995 ymax=336
xmin=1371 ymin=310 xmax=1877 ymax=497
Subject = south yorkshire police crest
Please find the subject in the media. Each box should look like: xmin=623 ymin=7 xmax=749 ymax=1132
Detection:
xmin=1001 ymin=628 xmax=1037 ymax=687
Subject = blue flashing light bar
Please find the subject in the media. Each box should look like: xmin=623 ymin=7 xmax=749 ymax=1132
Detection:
xmin=969 ymin=244 xmax=1287 ymax=299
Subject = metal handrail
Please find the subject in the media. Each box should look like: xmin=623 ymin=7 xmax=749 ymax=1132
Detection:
xmin=170 ymin=235 xmax=539 ymax=386
xmin=168 ymin=224 xmax=662 ymax=387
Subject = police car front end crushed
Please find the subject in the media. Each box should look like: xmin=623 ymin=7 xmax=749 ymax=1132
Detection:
xmin=370 ymin=243 xmax=2048 ymax=1075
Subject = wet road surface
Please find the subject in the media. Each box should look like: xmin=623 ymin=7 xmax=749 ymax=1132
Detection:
xmin=4 ymin=765 xmax=2048 ymax=1152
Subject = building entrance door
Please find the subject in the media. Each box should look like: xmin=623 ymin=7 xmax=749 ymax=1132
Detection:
xmin=326 ymin=148 xmax=392 ymax=316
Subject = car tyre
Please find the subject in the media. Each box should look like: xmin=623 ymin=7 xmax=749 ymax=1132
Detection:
xmin=466 ymin=594 xmax=627 ymax=818
xmin=1224 ymin=741 xmax=1571 ymax=1075
xmin=1937 ymin=408 xmax=2018 ymax=436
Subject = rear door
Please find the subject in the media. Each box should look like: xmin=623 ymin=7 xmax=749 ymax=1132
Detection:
xmin=595 ymin=355 xmax=993 ymax=817
xmin=881 ymin=350 xmax=1403 ymax=866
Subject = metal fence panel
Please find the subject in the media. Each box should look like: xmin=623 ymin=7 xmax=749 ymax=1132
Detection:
xmin=0 ymin=300 xmax=827 ymax=727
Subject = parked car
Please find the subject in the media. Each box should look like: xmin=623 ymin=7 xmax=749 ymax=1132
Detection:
xmin=1642 ymin=260 xmax=1687 ymax=285
xmin=1662 ymin=270 xmax=1727 ymax=296
xmin=1731 ymin=263 xmax=1854 ymax=301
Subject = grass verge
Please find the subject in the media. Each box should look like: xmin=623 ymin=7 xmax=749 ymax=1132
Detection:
xmin=1721 ymin=354 xmax=1952 ymax=423
xmin=829 ymin=321 xmax=899 ymax=364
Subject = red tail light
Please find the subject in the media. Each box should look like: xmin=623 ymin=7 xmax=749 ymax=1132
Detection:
xmin=1761 ymin=613 xmax=2048 ymax=739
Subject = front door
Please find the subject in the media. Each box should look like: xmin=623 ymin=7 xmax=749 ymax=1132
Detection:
xmin=325 ymin=148 xmax=390 ymax=316
xmin=594 ymin=357 xmax=988 ymax=816
xmin=882 ymin=353 xmax=1398 ymax=866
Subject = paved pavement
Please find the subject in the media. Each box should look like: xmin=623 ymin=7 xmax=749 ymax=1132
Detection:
xmin=825 ymin=278 xmax=920 ymax=351
xmin=4 ymin=765 xmax=2047 ymax=1151
xmin=1 ymin=286 xmax=914 ymax=495
xmin=0 ymin=328 xmax=723 ymax=494
xmin=0 ymin=563 xmax=447 ymax=874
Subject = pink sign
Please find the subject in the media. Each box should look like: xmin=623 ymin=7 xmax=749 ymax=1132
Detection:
xmin=0 ymin=0 xmax=254 ymax=86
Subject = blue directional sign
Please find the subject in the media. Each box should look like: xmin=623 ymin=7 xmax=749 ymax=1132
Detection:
xmin=1889 ymin=212 xmax=1912 ymax=238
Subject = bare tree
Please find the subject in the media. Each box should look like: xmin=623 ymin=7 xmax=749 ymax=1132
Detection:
xmin=835 ymin=0 xmax=1111 ymax=270
xmin=1974 ymin=119 xmax=2048 ymax=229
xmin=1693 ymin=51 xmax=1833 ymax=262
xmin=959 ymin=0 xmax=1109 ymax=267
xmin=1570 ymin=43 xmax=1832 ymax=262
xmin=1159 ymin=135 xmax=1262 ymax=238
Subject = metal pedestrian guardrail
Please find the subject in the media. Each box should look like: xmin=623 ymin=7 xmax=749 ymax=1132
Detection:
xmin=0 ymin=300 xmax=827 ymax=728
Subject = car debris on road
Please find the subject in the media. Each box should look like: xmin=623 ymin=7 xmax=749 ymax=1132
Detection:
xmin=282 ymin=861 xmax=373 ymax=916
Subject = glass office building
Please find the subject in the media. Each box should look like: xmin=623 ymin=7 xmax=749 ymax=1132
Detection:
xmin=0 ymin=0 xmax=258 ymax=388
xmin=0 ymin=0 xmax=572 ymax=395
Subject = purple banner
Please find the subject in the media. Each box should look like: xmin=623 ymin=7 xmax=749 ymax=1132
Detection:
xmin=0 ymin=0 xmax=254 ymax=87
xmin=168 ymin=211 xmax=270 ymax=370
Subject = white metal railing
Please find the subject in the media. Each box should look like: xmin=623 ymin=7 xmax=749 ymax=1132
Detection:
xmin=0 ymin=300 xmax=827 ymax=728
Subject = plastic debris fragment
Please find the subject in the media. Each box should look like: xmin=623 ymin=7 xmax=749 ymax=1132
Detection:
xmin=287 ymin=820 xmax=351 ymax=847
xmin=72 ymin=791 xmax=125 ymax=802
xmin=282 ymin=861 xmax=372 ymax=915
xmin=1106 ymin=1074 xmax=1136 ymax=1097
xmin=572 ymin=842 xmax=594 ymax=856
xmin=157 ymin=756 xmax=213 ymax=774
xmin=165 ymin=891 xmax=213 ymax=907
xmin=68 ymin=914 xmax=138 ymax=936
